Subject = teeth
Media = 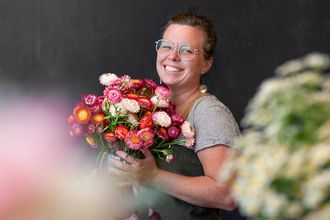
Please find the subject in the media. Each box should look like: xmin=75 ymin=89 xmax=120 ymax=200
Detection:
xmin=165 ymin=65 xmax=180 ymax=72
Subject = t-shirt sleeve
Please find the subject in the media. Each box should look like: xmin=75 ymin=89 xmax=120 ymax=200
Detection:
xmin=189 ymin=96 xmax=240 ymax=153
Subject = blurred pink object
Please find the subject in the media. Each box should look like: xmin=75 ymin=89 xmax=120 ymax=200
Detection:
xmin=0 ymin=95 xmax=77 ymax=217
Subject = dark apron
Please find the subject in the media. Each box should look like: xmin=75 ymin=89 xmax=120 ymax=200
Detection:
xmin=142 ymin=145 xmax=219 ymax=220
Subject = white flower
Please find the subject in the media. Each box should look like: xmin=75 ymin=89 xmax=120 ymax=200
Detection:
xmin=99 ymin=73 xmax=119 ymax=86
xmin=152 ymin=111 xmax=171 ymax=127
xmin=221 ymin=53 xmax=330 ymax=220
xmin=150 ymin=96 xmax=169 ymax=108
xmin=127 ymin=113 xmax=139 ymax=126
xmin=262 ymin=190 xmax=288 ymax=218
xmin=181 ymin=121 xmax=195 ymax=139
xmin=303 ymin=52 xmax=330 ymax=70
xmin=275 ymin=59 xmax=304 ymax=76
xmin=120 ymin=98 xmax=140 ymax=113
xmin=285 ymin=202 xmax=303 ymax=218
xmin=108 ymin=102 xmax=127 ymax=116
xmin=302 ymin=170 xmax=330 ymax=208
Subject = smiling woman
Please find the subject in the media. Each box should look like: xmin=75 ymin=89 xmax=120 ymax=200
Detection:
xmin=108 ymin=12 xmax=241 ymax=220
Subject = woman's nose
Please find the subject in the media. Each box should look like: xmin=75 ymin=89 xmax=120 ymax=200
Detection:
xmin=167 ymin=45 xmax=180 ymax=61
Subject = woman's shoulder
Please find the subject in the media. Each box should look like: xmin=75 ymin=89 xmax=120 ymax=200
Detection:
xmin=193 ymin=94 xmax=232 ymax=114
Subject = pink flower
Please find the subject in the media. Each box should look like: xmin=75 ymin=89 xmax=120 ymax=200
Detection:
xmin=184 ymin=137 xmax=195 ymax=149
xmin=155 ymin=85 xmax=171 ymax=99
xmin=125 ymin=130 xmax=143 ymax=150
xmin=67 ymin=114 xmax=76 ymax=124
xmin=167 ymin=126 xmax=181 ymax=139
xmin=138 ymin=128 xmax=155 ymax=149
xmin=166 ymin=154 xmax=175 ymax=164
xmin=152 ymin=111 xmax=171 ymax=127
xmin=82 ymin=94 xmax=98 ymax=106
xmin=118 ymin=75 xmax=132 ymax=91
xmin=171 ymin=114 xmax=184 ymax=126
xmin=103 ymin=88 xmax=122 ymax=104
xmin=181 ymin=121 xmax=195 ymax=138
xmin=69 ymin=122 xmax=84 ymax=136
xmin=89 ymin=96 xmax=104 ymax=113
xmin=87 ymin=123 xmax=97 ymax=134
xmin=144 ymin=78 xmax=157 ymax=89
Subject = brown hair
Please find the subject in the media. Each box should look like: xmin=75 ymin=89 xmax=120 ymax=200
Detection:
xmin=162 ymin=12 xmax=217 ymax=60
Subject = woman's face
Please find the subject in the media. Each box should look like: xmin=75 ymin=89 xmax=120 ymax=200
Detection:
xmin=156 ymin=24 xmax=212 ymax=91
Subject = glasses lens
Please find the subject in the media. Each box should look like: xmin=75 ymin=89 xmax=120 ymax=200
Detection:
xmin=179 ymin=45 xmax=195 ymax=61
xmin=156 ymin=40 xmax=173 ymax=56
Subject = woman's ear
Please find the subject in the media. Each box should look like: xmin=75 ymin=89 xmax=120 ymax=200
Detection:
xmin=201 ymin=57 xmax=213 ymax=75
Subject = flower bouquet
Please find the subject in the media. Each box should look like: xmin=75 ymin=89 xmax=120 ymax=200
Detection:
xmin=222 ymin=53 xmax=330 ymax=220
xmin=67 ymin=73 xmax=194 ymax=170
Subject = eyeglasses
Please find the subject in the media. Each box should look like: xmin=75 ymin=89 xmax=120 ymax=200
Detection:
xmin=155 ymin=39 xmax=200 ymax=61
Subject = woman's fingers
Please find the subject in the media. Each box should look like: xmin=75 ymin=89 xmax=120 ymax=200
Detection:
xmin=115 ymin=150 xmax=137 ymax=164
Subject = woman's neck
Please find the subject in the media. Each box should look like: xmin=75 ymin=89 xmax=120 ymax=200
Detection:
xmin=170 ymin=87 xmax=202 ymax=116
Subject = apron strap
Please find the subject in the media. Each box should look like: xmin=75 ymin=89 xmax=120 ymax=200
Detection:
xmin=181 ymin=92 xmax=210 ymax=119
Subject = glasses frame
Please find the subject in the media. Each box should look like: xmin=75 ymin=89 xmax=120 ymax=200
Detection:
xmin=155 ymin=39 xmax=200 ymax=61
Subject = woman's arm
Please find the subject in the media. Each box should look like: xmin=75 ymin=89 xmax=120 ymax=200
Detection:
xmin=149 ymin=145 xmax=236 ymax=210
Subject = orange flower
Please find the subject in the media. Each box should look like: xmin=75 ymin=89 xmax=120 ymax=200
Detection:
xmin=73 ymin=105 xmax=91 ymax=124
xmin=91 ymin=113 xmax=105 ymax=124
xmin=85 ymin=135 xmax=97 ymax=148
xmin=126 ymin=93 xmax=139 ymax=100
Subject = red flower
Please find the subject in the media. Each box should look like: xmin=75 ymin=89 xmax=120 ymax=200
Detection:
xmin=156 ymin=127 xmax=169 ymax=140
xmin=139 ymin=115 xmax=154 ymax=129
xmin=138 ymin=98 xmax=153 ymax=109
xmin=166 ymin=102 xmax=176 ymax=116
xmin=103 ymin=131 xmax=116 ymax=142
xmin=144 ymin=78 xmax=157 ymax=89
xmin=115 ymin=125 xmax=129 ymax=140
xmin=131 ymin=79 xmax=145 ymax=89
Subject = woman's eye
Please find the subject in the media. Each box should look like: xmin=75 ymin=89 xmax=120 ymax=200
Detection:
xmin=180 ymin=47 xmax=193 ymax=54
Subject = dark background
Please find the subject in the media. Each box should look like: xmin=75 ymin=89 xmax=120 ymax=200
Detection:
xmin=1 ymin=0 xmax=330 ymax=123
xmin=1 ymin=1 xmax=329 ymax=219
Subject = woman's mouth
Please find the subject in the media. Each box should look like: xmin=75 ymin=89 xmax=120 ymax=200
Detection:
xmin=165 ymin=65 xmax=182 ymax=72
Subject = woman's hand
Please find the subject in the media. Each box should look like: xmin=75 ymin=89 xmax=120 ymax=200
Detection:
xmin=108 ymin=149 xmax=159 ymax=185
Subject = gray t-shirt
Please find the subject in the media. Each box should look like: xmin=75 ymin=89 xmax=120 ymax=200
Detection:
xmin=186 ymin=95 xmax=240 ymax=152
